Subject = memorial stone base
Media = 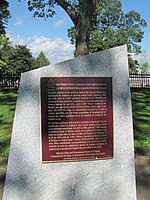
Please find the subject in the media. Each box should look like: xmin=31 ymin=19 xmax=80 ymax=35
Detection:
xmin=3 ymin=45 xmax=136 ymax=200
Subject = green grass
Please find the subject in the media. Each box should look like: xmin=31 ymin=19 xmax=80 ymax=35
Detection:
xmin=131 ymin=90 xmax=150 ymax=148
xmin=0 ymin=90 xmax=149 ymax=166
xmin=0 ymin=93 xmax=17 ymax=166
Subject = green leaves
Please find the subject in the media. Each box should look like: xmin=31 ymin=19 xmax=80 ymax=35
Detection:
xmin=34 ymin=51 xmax=50 ymax=68
xmin=6 ymin=44 xmax=35 ymax=73
xmin=0 ymin=36 xmax=51 ymax=73
xmin=128 ymin=56 xmax=139 ymax=74
xmin=0 ymin=0 xmax=11 ymax=35
xmin=68 ymin=26 xmax=76 ymax=44
xmin=68 ymin=0 xmax=147 ymax=55
xmin=96 ymin=2 xmax=147 ymax=54
xmin=26 ymin=0 xmax=56 ymax=19
xmin=23 ymin=0 xmax=147 ymax=58
xmin=0 ymin=36 xmax=10 ymax=70
xmin=140 ymin=61 xmax=150 ymax=73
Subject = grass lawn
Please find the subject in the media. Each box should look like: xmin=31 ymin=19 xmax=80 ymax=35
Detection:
xmin=131 ymin=90 xmax=150 ymax=148
xmin=0 ymin=90 xmax=150 ymax=166
xmin=0 ymin=93 xmax=17 ymax=166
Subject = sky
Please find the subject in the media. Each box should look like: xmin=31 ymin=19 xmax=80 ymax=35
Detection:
xmin=6 ymin=0 xmax=150 ymax=64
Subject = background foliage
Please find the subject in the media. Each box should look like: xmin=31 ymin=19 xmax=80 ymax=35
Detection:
xmin=0 ymin=0 xmax=11 ymax=35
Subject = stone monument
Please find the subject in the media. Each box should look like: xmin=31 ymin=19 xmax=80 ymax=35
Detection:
xmin=3 ymin=45 xmax=136 ymax=200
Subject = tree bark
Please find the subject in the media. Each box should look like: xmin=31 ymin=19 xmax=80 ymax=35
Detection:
xmin=57 ymin=0 xmax=78 ymax=25
xmin=58 ymin=0 xmax=96 ymax=57
xmin=75 ymin=17 xmax=91 ymax=57
xmin=75 ymin=0 xmax=96 ymax=57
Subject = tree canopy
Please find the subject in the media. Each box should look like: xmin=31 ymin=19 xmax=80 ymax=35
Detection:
xmin=128 ymin=56 xmax=139 ymax=74
xmin=0 ymin=36 xmax=10 ymax=69
xmin=140 ymin=61 xmax=150 ymax=74
xmin=6 ymin=44 xmax=35 ymax=73
xmin=0 ymin=0 xmax=11 ymax=35
xmin=68 ymin=0 xmax=147 ymax=54
xmin=25 ymin=0 xmax=97 ymax=56
xmin=34 ymin=51 xmax=50 ymax=68
xmin=25 ymin=0 xmax=147 ymax=57
xmin=0 ymin=41 xmax=51 ymax=73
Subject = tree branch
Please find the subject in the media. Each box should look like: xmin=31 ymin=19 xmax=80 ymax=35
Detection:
xmin=56 ymin=0 xmax=78 ymax=26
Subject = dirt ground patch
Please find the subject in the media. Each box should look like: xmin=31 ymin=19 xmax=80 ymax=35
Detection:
xmin=136 ymin=161 xmax=150 ymax=200
xmin=0 ymin=149 xmax=150 ymax=200
xmin=0 ymin=168 xmax=6 ymax=200
xmin=135 ymin=148 xmax=150 ymax=200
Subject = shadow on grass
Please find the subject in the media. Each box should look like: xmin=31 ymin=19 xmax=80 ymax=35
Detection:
xmin=0 ymin=93 xmax=17 ymax=106
xmin=0 ymin=93 xmax=17 ymax=162
xmin=131 ymin=89 xmax=150 ymax=148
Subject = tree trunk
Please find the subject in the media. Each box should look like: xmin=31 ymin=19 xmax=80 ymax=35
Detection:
xmin=58 ymin=0 xmax=96 ymax=57
xmin=75 ymin=0 xmax=96 ymax=57
xmin=75 ymin=18 xmax=91 ymax=57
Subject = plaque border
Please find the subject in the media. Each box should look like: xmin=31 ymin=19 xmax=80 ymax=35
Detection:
xmin=40 ymin=77 xmax=114 ymax=163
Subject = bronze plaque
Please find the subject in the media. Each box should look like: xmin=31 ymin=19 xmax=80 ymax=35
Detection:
xmin=40 ymin=77 xmax=113 ymax=162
